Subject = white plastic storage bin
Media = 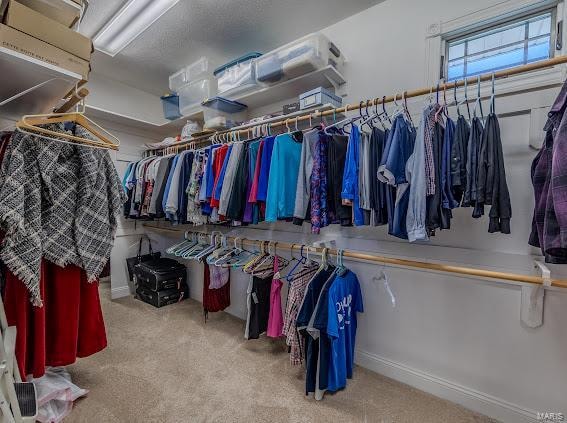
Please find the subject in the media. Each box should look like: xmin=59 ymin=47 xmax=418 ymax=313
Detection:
xmin=202 ymin=97 xmax=247 ymax=130
xmin=168 ymin=57 xmax=214 ymax=93
xmin=178 ymin=78 xmax=217 ymax=116
xmin=214 ymin=53 xmax=262 ymax=97
xmin=255 ymin=32 xmax=344 ymax=85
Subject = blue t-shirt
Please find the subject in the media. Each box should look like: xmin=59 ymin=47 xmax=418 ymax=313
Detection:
xmin=265 ymin=134 xmax=302 ymax=222
xmin=325 ymin=269 xmax=363 ymax=392
xmin=256 ymin=136 xmax=275 ymax=202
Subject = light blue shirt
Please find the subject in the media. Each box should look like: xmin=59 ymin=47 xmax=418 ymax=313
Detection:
xmin=265 ymin=134 xmax=302 ymax=222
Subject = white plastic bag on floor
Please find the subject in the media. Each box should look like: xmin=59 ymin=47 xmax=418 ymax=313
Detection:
xmin=29 ymin=367 xmax=88 ymax=423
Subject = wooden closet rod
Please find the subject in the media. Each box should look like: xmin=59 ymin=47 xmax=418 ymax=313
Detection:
xmin=149 ymin=54 xmax=567 ymax=153
xmin=143 ymin=223 xmax=567 ymax=289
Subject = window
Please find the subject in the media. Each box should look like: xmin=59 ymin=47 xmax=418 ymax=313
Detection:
xmin=445 ymin=10 xmax=555 ymax=81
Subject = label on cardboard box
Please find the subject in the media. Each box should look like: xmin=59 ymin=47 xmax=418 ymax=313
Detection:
xmin=0 ymin=23 xmax=89 ymax=79
xmin=4 ymin=0 xmax=92 ymax=60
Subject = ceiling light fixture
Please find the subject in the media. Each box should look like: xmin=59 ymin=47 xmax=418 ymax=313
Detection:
xmin=93 ymin=0 xmax=180 ymax=57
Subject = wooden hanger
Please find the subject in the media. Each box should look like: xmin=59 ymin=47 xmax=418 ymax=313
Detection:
xmin=15 ymin=95 xmax=120 ymax=151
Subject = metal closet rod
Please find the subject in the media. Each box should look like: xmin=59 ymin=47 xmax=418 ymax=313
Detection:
xmin=153 ymin=54 xmax=567 ymax=153
xmin=143 ymin=223 xmax=567 ymax=288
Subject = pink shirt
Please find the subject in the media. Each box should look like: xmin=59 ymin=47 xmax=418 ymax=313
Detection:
xmin=267 ymin=258 xmax=284 ymax=338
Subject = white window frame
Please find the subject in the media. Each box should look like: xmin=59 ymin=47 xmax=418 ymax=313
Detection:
xmin=425 ymin=0 xmax=567 ymax=94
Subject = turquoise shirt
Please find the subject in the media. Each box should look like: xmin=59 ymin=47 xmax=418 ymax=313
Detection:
xmin=265 ymin=133 xmax=303 ymax=221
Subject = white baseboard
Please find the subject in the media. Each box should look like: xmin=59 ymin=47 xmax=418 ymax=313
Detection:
xmin=111 ymin=285 xmax=131 ymax=300
xmin=355 ymin=350 xmax=538 ymax=423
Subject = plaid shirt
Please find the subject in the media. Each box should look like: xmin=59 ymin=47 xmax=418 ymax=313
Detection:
xmin=282 ymin=266 xmax=318 ymax=365
xmin=529 ymin=80 xmax=567 ymax=263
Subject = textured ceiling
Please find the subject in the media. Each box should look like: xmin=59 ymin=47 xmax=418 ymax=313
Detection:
xmin=80 ymin=0 xmax=383 ymax=95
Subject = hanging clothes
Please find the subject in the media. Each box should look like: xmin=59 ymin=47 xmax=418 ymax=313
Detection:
xmin=203 ymin=264 xmax=230 ymax=320
xmin=462 ymin=116 xmax=484 ymax=208
xmin=378 ymin=115 xmax=415 ymax=239
xmin=369 ymin=127 xmax=391 ymax=226
xmin=282 ymin=264 xmax=318 ymax=365
xmin=450 ymin=115 xmax=470 ymax=204
xmin=265 ymin=133 xmax=303 ymax=222
xmin=476 ymin=113 xmax=511 ymax=234
xmin=177 ymin=151 xmax=195 ymax=223
xmin=293 ymin=129 xmax=317 ymax=226
xmin=426 ymin=120 xmax=446 ymax=235
xmin=220 ymin=142 xmax=246 ymax=219
xmin=315 ymin=269 xmax=363 ymax=394
xmin=440 ymin=117 xmax=458 ymax=225
xmin=243 ymin=140 xmax=261 ymax=224
xmin=186 ymin=151 xmax=209 ymax=226
xmin=341 ymin=124 xmax=364 ymax=226
xmin=309 ymin=130 xmax=330 ymax=233
xmin=406 ymin=105 xmax=435 ymax=242
xmin=211 ymin=144 xmax=232 ymax=209
xmin=245 ymin=274 xmax=272 ymax=339
xmin=266 ymin=259 xmax=284 ymax=338
xmin=256 ymin=136 xmax=276 ymax=202
xmin=0 ymin=126 xmax=125 ymax=306
xmin=327 ymin=134 xmax=352 ymax=226
xmin=3 ymin=260 xmax=107 ymax=378
xmin=295 ymin=266 xmax=335 ymax=394
xmin=358 ymin=132 xmax=372 ymax=225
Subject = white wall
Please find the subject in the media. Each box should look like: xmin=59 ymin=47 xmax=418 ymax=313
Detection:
xmin=107 ymin=1 xmax=567 ymax=422
xmin=98 ymin=117 xmax=162 ymax=299
xmin=86 ymin=73 xmax=167 ymax=126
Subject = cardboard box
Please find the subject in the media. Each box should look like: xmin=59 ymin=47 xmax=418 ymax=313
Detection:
xmin=0 ymin=24 xmax=89 ymax=79
xmin=4 ymin=0 xmax=91 ymax=60
xmin=7 ymin=0 xmax=80 ymax=27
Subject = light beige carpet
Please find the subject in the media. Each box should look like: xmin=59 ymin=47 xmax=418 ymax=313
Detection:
xmin=66 ymin=282 xmax=496 ymax=423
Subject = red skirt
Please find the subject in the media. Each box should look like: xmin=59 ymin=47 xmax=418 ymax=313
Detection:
xmin=3 ymin=261 xmax=107 ymax=378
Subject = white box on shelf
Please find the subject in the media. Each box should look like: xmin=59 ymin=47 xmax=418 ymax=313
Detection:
xmin=178 ymin=77 xmax=216 ymax=116
xmin=169 ymin=57 xmax=215 ymax=93
xmin=255 ymin=32 xmax=344 ymax=85
xmin=215 ymin=52 xmax=262 ymax=97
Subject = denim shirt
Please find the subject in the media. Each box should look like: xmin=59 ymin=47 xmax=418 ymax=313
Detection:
xmin=341 ymin=124 xmax=364 ymax=226
xmin=406 ymin=106 xmax=433 ymax=242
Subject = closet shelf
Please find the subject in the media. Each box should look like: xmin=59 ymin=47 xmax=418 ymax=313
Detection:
xmin=0 ymin=47 xmax=82 ymax=126
xmin=163 ymin=65 xmax=346 ymax=130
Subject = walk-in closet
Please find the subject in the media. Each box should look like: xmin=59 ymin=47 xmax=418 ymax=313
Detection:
xmin=0 ymin=0 xmax=566 ymax=422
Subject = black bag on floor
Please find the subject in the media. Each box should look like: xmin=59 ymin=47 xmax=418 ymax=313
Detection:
xmin=133 ymin=257 xmax=187 ymax=292
xmin=126 ymin=237 xmax=161 ymax=281
xmin=136 ymin=285 xmax=188 ymax=308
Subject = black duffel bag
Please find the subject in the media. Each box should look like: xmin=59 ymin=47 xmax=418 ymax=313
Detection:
xmin=126 ymin=237 xmax=161 ymax=281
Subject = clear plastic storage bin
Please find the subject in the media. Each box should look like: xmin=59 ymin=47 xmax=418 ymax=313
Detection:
xmin=186 ymin=57 xmax=213 ymax=81
xmin=255 ymin=33 xmax=343 ymax=84
xmin=169 ymin=68 xmax=187 ymax=93
xmin=178 ymin=78 xmax=217 ymax=116
xmin=169 ymin=57 xmax=214 ymax=93
xmin=202 ymin=97 xmax=248 ymax=130
xmin=160 ymin=94 xmax=182 ymax=120
xmin=214 ymin=53 xmax=262 ymax=97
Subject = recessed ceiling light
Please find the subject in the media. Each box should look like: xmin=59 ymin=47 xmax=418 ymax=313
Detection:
xmin=93 ymin=0 xmax=180 ymax=57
